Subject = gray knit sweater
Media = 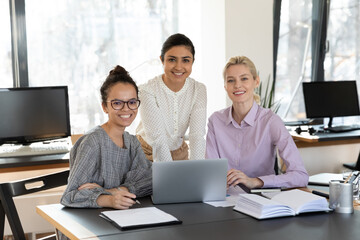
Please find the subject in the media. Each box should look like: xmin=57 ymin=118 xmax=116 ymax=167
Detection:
xmin=61 ymin=126 xmax=152 ymax=208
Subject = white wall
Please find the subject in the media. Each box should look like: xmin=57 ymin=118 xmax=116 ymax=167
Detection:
xmin=225 ymin=0 xmax=273 ymax=101
xmin=178 ymin=0 xmax=227 ymax=117
xmin=301 ymin=143 xmax=360 ymax=176
xmin=200 ymin=0 xmax=226 ymax=115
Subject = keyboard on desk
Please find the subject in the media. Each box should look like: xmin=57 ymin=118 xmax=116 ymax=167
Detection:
xmin=0 ymin=139 xmax=71 ymax=158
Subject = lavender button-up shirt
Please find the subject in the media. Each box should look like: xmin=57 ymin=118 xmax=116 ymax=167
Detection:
xmin=206 ymin=101 xmax=308 ymax=188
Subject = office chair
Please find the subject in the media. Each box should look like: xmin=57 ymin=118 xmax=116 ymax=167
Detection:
xmin=0 ymin=170 xmax=69 ymax=240
xmin=343 ymin=151 xmax=360 ymax=171
xmin=274 ymin=155 xmax=279 ymax=175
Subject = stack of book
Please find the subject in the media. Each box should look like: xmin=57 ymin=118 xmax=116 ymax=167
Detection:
xmin=233 ymin=189 xmax=331 ymax=219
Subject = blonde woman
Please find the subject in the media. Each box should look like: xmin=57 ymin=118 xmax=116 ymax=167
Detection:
xmin=206 ymin=56 xmax=308 ymax=189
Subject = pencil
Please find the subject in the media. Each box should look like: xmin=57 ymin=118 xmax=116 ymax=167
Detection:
xmin=344 ymin=172 xmax=352 ymax=183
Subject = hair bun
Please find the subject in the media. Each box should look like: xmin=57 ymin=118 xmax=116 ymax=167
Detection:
xmin=109 ymin=65 xmax=129 ymax=76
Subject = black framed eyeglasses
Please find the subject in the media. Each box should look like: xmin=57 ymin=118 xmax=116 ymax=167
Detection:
xmin=106 ymin=99 xmax=141 ymax=110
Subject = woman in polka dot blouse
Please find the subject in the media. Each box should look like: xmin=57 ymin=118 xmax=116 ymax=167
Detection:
xmin=136 ymin=33 xmax=207 ymax=162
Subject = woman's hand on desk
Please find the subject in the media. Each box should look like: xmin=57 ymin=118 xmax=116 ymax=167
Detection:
xmin=227 ymin=169 xmax=264 ymax=189
xmin=96 ymin=188 xmax=137 ymax=209
xmin=79 ymin=183 xmax=137 ymax=209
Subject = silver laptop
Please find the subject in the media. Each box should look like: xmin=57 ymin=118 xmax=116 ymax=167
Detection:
xmin=152 ymin=159 xmax=228 ymax=204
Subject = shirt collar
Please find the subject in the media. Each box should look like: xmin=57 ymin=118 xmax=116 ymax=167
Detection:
xmin=225 ymin=106 xmax=234 ymax=125
xmin=159 ymin=75 xmax=189 ymax=95
xmin=243 ymin=101 xmax=258 ymax=127
xmin=226 ymin=101 xmax=258 ymax=127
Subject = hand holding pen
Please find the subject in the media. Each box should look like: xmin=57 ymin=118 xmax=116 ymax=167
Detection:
xmin=117 ymin=187 xmax=141 ymax=205
xmin=78 ymin=183 xmax=139 ymax=209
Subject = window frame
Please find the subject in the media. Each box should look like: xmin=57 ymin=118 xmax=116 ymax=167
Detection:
xmin=9 ymin=0 xmax=29 ymax=87
xmin=273 ymin=0 xmax=329 ymax=85
xmin=273 ymin=0 xmax=331 ymax=122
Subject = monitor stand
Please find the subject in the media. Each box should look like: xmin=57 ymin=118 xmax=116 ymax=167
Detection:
xmin=326 ymin=117 xmax=360 ymax=133
xmin=326 ymin=117 xmax=334 ymax=129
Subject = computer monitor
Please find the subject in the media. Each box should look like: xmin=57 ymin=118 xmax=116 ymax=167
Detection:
xmin=0 ymin=86 xmax=71 ymax=145
xmin=302 ymin=80 xmax=360 ymax=128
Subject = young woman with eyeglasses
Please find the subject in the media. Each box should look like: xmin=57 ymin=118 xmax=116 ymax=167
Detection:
xmin=61 ymin=65 xmax=152 ymax=210
xmin=136 ymin=33 xmax=207 ymax=162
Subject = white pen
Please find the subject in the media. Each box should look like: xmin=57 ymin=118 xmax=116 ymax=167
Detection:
xmin=117 ymin=187 xmax=141 ymax=204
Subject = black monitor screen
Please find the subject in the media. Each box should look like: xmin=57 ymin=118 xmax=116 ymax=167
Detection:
xmin=302 ymin=81 xmax=360 ymax=119
xmin=0 ymin=86 xmax=71 ymax=144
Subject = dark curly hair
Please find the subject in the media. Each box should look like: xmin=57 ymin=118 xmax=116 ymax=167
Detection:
xmin=100 ymin=65 xmax=139 ymax=104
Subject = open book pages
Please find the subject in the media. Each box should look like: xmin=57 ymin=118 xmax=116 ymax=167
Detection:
xmin=205 ymin=185 xmax=281 ymax=208
xmin=205 ymin=195 xmax=239 ymax=207
xmin=234 ymin=189 xmax=331 ymax=220
xmin=99 ymin=207 xmax=181 ymax=230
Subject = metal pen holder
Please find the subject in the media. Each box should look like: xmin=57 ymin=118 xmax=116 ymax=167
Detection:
xmin=329 ymin=180 xmax=354 ymax=214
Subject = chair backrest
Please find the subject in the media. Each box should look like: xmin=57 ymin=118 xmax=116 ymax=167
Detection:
xmin=354 ymin=151 xmax=360 ymax=170
xmin=0 ymin=170 xmax=69 ymax=240
xmin=274 ymin=155 xmax=279 ymax=175
xmin=343 ymin=150 xmax=360 ymax=171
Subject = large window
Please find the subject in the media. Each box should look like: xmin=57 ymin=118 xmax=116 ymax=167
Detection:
xmin=5 ymin=0 xmax=226 ymax=136
xmin=21 ymin=0 xmax=202 ymax=134
xmin=275 ymin=0 xmax=360 ymax=125
xmin=324 ymin=0 xmax=360 ymax=125
xmin=26 ymin=0 xmax=175 ymax=134
xmin=275 ymin=0 xmax=313 ymax=121
xmin=0 ymin=0 xmax=12 ymax=88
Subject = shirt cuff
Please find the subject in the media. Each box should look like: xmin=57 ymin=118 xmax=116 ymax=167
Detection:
xmin=258 ymin=175 xmax=275 ymax=188
xmin=120 ymin=183 xmax=136 ymax=195
xmin=92 ymin=188 xmax=111 ymax=208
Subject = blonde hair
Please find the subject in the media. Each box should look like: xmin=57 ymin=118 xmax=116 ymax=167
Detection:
xmin=223 ymin=56 xmax=260 ymax=104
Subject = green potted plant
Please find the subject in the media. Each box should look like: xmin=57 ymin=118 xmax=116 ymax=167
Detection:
xmin=255 ymin=74 xmax=281 ymax=113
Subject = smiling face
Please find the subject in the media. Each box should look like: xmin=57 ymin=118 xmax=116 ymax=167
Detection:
xmin=102 ymin=82 xmax=138 ymax=130
xmin=161 ymin=45 xmax=193 ymax=91
xmin=224 ymin=64 xmax=260 ymax=107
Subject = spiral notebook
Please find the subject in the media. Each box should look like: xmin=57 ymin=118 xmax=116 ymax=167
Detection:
xmin=99 ymin=207 xmax=182 ymax=230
